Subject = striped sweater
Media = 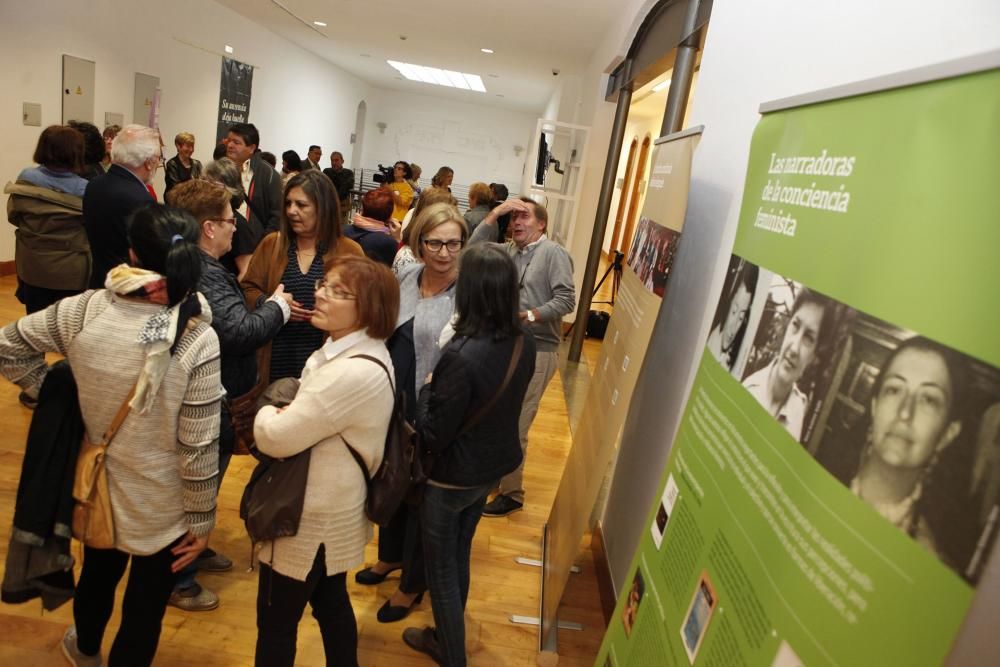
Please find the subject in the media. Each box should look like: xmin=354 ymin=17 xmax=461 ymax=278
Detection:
xmin=0 ymin=290 xmax=222 ymax=555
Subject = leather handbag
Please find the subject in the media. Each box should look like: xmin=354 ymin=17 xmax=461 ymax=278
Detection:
xmin=239 ymin=448 xmax=312 ymax=544
xmin=228 ymin=382 xmax=266 ymax=456
xmin=72 ymin=386 xmax=136 ymax=549
xmin=239 ymin=377 xmax=308 ymax=543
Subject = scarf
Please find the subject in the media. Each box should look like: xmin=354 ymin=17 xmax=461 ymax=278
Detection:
xmin=352 ymin=212 xmax=392 ymax=234
xmin=105 ymin=265 xmax=212 ymax=414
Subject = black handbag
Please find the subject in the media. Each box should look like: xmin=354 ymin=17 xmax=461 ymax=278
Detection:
xmin=239 ymin=448 xmax=312 ymax=544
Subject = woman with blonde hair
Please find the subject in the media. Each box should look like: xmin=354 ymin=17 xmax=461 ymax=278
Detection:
xmin=394 ymin=186 xmax=458 ymax=275
xmin=463 ymin=182 xmax=493 ymax=236
xmin=355 ymin=203 xmax=468 ymax=624
xmin=242 ymin=170 xmax=363 ymax=383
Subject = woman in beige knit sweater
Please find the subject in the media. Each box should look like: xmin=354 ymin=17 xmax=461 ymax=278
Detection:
xmin=0 ymin=204 xmax=222 ymax=667
xmin=252 ymin=255 xmax=398 ymax=666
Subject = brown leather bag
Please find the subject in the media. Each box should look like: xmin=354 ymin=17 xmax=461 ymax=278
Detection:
xmin=72 ymin=386 xmax=136 ymax=549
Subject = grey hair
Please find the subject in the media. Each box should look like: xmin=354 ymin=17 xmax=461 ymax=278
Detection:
xmin=110 ymin=124 xmax=161 ymax=169
xmin=203 ymin=157 xmax=245 ymax=199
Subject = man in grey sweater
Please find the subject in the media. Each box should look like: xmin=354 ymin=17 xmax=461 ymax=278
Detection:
xmin=481 ymin=198 xmax=576 ymax=516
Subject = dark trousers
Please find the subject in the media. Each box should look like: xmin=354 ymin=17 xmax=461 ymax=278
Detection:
xmin=377 ymin=502 xmax=426 ymax=595
xmin=256 ymin=545 xmax=358 ymax=667
xmin=73 ymin=537 xmax=182 ymax=666
xmin=16 ymin=279 xmax=81 ymax=314
xmin=421 ymin=483 xmax=492 ymax=667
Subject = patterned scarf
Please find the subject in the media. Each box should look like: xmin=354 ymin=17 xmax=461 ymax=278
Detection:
xmin=105 ymin=265 xmax=212 ymax=414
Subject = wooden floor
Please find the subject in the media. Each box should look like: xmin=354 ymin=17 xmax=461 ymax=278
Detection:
xmin=0 ymin=274 xmax=609 ymax=666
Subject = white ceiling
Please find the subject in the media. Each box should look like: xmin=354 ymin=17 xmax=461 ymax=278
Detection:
xmin=215 ymin=0 xmax=624 ymax=113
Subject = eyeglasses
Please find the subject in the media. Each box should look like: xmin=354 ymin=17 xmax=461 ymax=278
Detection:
xmin=422 ymin=238 xmax=464 ymax=254
xmin=314 ymin=279 xmax=357 ymax=300
xmin=210 ymin=217 xmax=238 ymax=227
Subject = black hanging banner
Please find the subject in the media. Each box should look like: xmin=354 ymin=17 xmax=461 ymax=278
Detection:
xmin=216 ymin=57 xmax=254 ymax=143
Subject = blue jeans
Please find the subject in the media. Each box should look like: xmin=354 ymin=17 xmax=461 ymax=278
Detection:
xmin=420 ymin=482 xmax=492 ymax=667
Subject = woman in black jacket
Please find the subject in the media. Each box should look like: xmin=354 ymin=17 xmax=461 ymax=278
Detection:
xmin=402 ymin=244 xmax=536 ymax=666
xmin=165 ymin=180 xmax=292 ymax=610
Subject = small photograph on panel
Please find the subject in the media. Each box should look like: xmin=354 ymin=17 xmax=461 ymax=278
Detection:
xmin=625 ymin=217 xmax=681 ymax=297
xmin=650 ymin=474 xmax=680 ymax=549
xmin=621 ymin=568 xmax=645 ymax=638
xmin=740 ymin=274 xmax=855 ymax=444
xmin=680 ymin=571 xmax=718 ymax=663
xmin=707 ymin=255 xmax=760 ymax=374
xmin=810 ymin=313 xmax=1000 ymax=586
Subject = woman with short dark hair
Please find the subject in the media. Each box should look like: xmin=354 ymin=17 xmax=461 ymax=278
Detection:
xmin=388 ymin=160 xmax=415 ymax=223
xmin=281 ymin=150 xmax=303 ymax=185
xmin=6 ymin=125 xmax=91 ymax=315
xmin=0 ymin=203 xmax=221 ymax=666
xmin=402 ymin=243 xmax=536 ymax=666
xmin=253 ymin=255 xmax=398 ymax=666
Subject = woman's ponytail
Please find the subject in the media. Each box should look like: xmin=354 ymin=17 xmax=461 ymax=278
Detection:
xmin=127 ymin=203 xmax=203 ymax=305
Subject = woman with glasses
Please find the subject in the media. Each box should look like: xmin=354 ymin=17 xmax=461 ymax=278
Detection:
xmin=165 ymin=180 xmax=292 ymax=611
xmin=242 ymin=170 xmax=363 ymax=384
xmin=253 ymin=256 xmax=399 ymax=666
xmin=354 ymin=202 xmax=468 ymax=623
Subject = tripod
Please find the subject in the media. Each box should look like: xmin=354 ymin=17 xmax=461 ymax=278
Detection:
xmin=593 ymin=251 xmax=624 ymax=307
xmin=563 ymin=251 xmax=624 ymax=339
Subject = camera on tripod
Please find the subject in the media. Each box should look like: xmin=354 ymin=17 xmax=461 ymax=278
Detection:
xmin=372 ymin=164 xmax=394 ymax=184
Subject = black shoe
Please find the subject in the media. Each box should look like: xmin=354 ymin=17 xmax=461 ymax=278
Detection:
xmin=377 ymin=592 xmax=424 ymax=623
xmin=403 ymin=626 xmax=443 ymax=664
xmin=354 ymin=564 xmax=402 ymax=586
xmin=18 ymin=391 xmax=38 ymax=410
xmin=482 ymin=494 xmax=523 ymax=517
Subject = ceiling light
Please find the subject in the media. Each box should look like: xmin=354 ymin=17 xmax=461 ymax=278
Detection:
xmin=224 ymin=45 xmax=234 ymax=54
xmin=387 ymin=60 xmax=487 ymax=93
xmin=313 ymin=20 xmax=327 ymax=27
xmin=481 ymin=48 xmax=494 ymax=54
xmin=653 ymin=79 xmax=672 ymax=93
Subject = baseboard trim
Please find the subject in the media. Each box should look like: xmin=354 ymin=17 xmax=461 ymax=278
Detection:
xmin=0 ymin=261 xmax=14 ymax=277
xmin=590 ymin=522 xmax=617 ymax=624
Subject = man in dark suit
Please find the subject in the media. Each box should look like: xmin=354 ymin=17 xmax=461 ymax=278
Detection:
xmin=303 ymin=145 xmax=322 ymax=171
xmin=225 ymin=123 xmax=283 ymax=235
xmin=323 ymin=151 xmax=354 ymax=221
xmin=82 ymin=124 xmax=159 ymax=287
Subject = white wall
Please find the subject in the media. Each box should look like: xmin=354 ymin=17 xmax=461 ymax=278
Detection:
xmin=596 ymin=0 xmax=1000 ymax=594
xmin=0 ymin=0 xmax=370 ymax=261
xmin=358 ymin=87 xmax=536 ymax=194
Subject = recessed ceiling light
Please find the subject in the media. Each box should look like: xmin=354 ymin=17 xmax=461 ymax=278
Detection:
xmin=653 ymin=79 xmax=672 ymax=93
xmin=488 ymin=73 xmax=500 ymax=78
xmin=224 ymin=45 xmax=234 ymax=54
xmin=313 ymin=20 xmax=327 ymax=27
xmin=481 ymin=48 xmax=494 ymax=54
xmin=387 ymin=60 xmax=487 ymax=93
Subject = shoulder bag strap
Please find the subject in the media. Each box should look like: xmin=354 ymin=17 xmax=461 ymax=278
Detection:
xmin=342 ymin=354 xmax=395 ymax=482
xmin=100 ymin=384 xmax=138 ymax=446
xmin=458 ymin=334 xmax=524 ymax=436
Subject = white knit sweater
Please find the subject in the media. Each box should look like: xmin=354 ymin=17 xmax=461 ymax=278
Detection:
xmin=0 ymin=290 xmax=222 ymax=555
xmin=254 ymin=330 xmax=394 ymax=581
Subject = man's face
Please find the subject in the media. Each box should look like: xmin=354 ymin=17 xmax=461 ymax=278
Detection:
xmin=309 ymin=147 xmax=322 ymax=164
xmin=510 ymin=205 xmax=545 ymax=249
xmin=226 ymin=132 xmax=255 ymax=165
xmin=330 ymin=153 xmax=344 ymax=170
xmin=774 ymin=301 xmax=825 ymax=387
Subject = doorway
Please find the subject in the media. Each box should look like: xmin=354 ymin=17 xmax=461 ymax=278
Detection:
xmin=351 ymin=100 xmax=367 ymax=171
xmin=608 ymin=138 xmax=639 ymax=258
xmin=619 ymin=135 xmax=652 ymax=257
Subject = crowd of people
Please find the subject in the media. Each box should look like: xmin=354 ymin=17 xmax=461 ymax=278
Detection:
xmin=1 ymin=120 xmax=577 ymax=666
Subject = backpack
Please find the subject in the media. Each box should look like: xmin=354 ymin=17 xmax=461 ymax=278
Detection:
xmin=343 ymin=355 xmax=428 ymax=526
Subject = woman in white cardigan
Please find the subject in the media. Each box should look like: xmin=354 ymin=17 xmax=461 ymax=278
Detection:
xmin=252 ymin=255 xmax=398 ymax=667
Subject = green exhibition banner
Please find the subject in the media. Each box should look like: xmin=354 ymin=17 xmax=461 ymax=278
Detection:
xmin=597 ymin=64 xmax=1000 ymax=667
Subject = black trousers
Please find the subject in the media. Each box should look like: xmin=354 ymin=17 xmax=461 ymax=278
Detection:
xmin=376 ymin=502 xmax=426 ymax=595
xmin=16 ymin=279 xmax=81 ymax=314
xmin=256 ymin=545 xmax=358 ymax=667
xmin=74 ymin=537 xmax=182 ymax=666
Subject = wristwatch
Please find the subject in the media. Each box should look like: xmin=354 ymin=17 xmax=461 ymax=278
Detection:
xmin=526 ymin=309 xmax=536 ymax=323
